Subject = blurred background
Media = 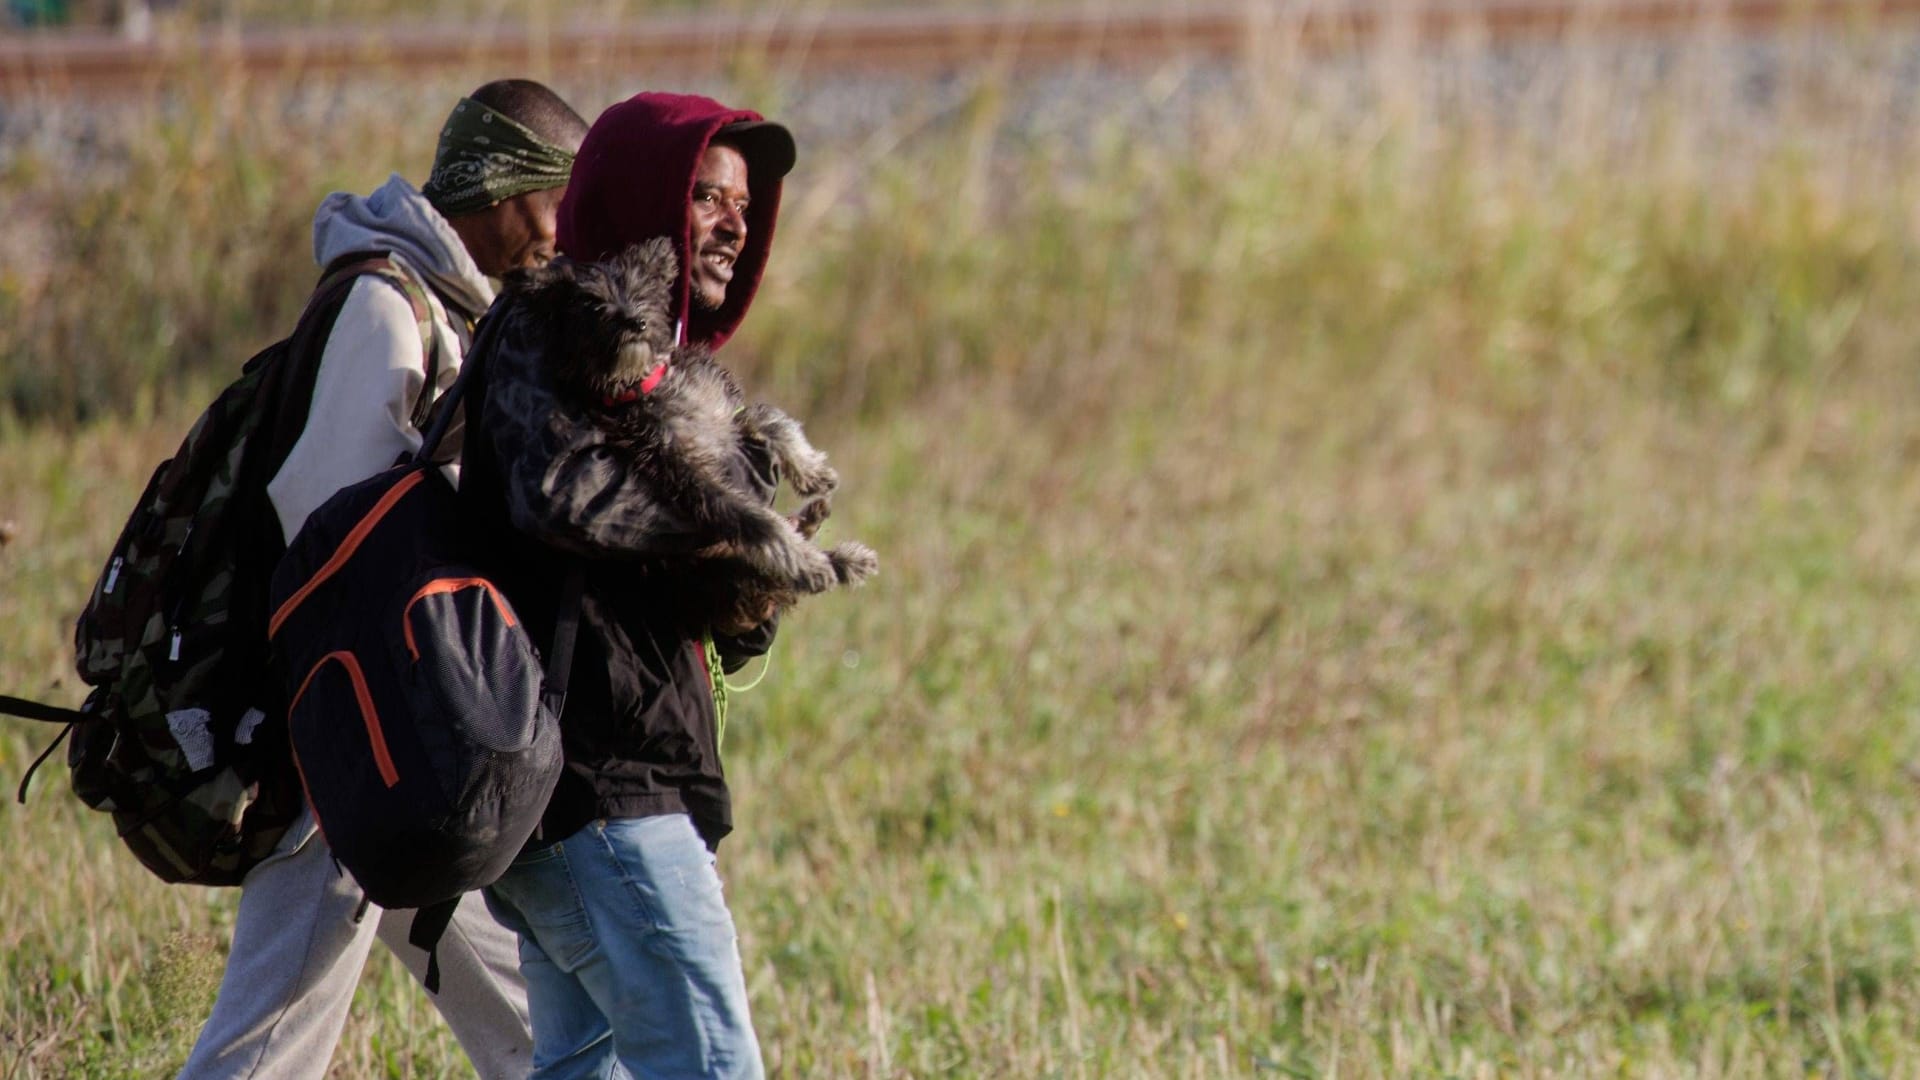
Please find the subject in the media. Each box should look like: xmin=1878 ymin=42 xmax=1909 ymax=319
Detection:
xmin=8 ymin=1 xmax=1920 ymax=1076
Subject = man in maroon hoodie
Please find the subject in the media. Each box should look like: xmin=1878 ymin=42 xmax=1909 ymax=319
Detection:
xmin=462 ymin=92 xmax=798 ymax=1079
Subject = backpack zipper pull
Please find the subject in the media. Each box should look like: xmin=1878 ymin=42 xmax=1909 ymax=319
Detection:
xmin=103 ymin=556 xmax=124 ymax=595
xmin=168 ymin=628 xmax=182 ymax=662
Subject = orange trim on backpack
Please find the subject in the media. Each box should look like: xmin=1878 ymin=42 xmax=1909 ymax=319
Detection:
xmin=402 ymin=577 xmax=517 ymax=661
xmin=291 ymin=650 xmax=399 ymax=789
xmin=269 ymin=469 xmax=427 ymax=640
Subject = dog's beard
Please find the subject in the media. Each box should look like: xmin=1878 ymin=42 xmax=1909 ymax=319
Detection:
xmin=605 ymin=340 xmax=664 ymax=391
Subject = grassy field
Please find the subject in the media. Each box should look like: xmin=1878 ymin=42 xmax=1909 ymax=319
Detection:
xmin=11 ymin=25 xmax=1920 ymax=1078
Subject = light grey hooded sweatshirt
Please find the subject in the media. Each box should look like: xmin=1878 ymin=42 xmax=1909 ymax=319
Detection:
xmin=266 ymin=173 xmax=494 ymax=543
xmin=220 ymin=177 xmax=536 ymax=1080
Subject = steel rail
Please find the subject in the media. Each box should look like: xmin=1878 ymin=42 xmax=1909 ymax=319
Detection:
xmin=2 ymin=0 xmax=1916 ymax=95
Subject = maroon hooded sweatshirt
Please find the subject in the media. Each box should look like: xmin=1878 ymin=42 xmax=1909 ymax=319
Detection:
xmin=558 ymin=91 xmax=789 ymax=349
xmin=460 ymin=92 xmax=796 ymax=849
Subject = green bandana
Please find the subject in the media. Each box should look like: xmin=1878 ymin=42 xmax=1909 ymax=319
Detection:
xmin=422 ymin=97 xmax=576 ymax=217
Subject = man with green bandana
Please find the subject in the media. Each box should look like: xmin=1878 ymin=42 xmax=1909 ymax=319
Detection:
xmin=180 ymin=79 xmax=587 ymax=1080
xmin=424 ymin=93 xmax=578 ymax=276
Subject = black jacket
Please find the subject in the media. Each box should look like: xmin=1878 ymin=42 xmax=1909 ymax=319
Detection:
xmin=459 ymin=294 xmax=774 ymax=850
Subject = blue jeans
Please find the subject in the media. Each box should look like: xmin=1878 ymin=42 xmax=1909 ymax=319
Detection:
xmin=483 ymin=814 xmax=764 ymax=1079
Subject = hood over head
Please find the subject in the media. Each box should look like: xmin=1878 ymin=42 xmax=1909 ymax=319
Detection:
xmin=312 ymin=173 xmax=495 ymax=320
xmin=557 ymin=92 xmax=794 ymax=349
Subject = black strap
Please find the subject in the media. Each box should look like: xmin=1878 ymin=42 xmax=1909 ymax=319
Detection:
xmin=542 ymin=568 xmax=586 ymax=718
xmin=414 ymin=308 xmax=505 ymax=466
xmin=5 ymin=694 xmax=85 ymax=804
xmin=407 ymin=303 xmax=445 ymax=435
xmin=408 ymin=898 xmax=461 ymax=995
xmin=0 ymin=694 xmax=86 ymax=725
xmin=406 ymin=326 xmax=443 ymax=434
xmin=15 ymin=722 xmax=74 ymax=805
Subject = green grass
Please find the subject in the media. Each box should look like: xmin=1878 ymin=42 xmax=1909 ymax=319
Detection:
xmin=12 ymin=30 xmax=1920 ymax=1078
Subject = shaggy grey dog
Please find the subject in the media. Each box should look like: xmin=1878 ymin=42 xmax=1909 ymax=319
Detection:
xmin=506 ymin=237 xmax=878 ymax=622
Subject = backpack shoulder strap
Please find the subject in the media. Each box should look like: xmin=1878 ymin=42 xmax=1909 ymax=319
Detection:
xmin=312 ymin=252 xmax=446 ymax=432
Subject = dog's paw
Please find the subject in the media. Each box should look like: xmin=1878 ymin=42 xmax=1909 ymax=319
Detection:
xmin=756 ymin=539 xmax=838 ymax=594
xmin=791 ymin=546 xmax=840 ymax=593
xmin=790 ymin=498 xmax=832 ymax=540
xmin=786 ymin=451 xmax=839 ymax=498
xmin=828 ymin=542 xmax=879 ymax=586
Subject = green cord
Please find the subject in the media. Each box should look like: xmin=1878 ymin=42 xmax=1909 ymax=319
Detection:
xmin=702 ymin=634 xmax=774 ymax=751
xmin=725 ymin=652 xmax=773 ymax=693
xmin=703 ymin=634 xmax=729 ymax=750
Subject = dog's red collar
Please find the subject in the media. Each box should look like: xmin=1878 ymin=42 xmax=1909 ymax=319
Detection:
xmin=601 ymin=362 xmax=669 ymax=406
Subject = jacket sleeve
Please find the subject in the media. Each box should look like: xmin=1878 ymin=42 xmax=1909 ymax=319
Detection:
xmin=714 ymin=618 xmax=777 ymax=671
xmin=711 ymin=433 xmax=782 ymax=664
xmin=266 ymin=278 xmax=432 ymax=543
xmin=475 ymin=304 xmax=718 ymax=559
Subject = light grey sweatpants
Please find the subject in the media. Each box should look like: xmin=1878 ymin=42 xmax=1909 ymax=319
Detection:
xmin=177 ymin=809 xmax=532 ymax=1079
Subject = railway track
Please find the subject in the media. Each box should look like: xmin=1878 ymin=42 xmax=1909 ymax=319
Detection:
xmin=3 ymin=0 xmax=1917 ymax=94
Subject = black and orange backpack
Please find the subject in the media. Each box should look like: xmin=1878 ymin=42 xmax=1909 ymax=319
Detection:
xmin=266 ymin=335 xmax=580 ymax=988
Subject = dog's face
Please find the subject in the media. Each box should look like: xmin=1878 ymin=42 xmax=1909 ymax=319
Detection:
xmin=506 ymin=236 xmax=681 ymax=403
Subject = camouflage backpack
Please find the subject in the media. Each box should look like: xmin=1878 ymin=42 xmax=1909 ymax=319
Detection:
xmin=6 ymin=251 xmax=445 ymax=886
